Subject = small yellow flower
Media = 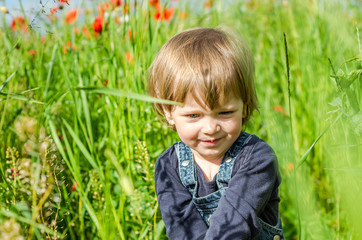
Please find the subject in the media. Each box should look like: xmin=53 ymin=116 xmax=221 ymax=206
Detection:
xmin=0 ymin=6 xmax=9 ymax=14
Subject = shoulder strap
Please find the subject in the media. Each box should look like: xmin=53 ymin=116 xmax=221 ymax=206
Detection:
xmin=217 ymin=132 xmax=252 ymax=185
xmin=175 ymin=142 xmax=196 ymax=195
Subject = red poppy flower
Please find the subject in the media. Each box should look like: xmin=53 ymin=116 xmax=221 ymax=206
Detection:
xmin=110 ymin=0 xmax=122 ymax=8
xmin=72 ymin=182 xmax=78 ymax=192
xmin=154 ymin=7 xmax=175 ymax=21
xmin=122 ymin=3 xmax=129 ymax=14
xmin=58 ymin=0 xmax=70 ymax=4
xmin=50 ymin=7 xmax=59 ymax=14
xmin=163 ymin=8 xmax=174 ymax=21
xmin=28 ymin=49 xmax=37 ymax=55
xmin=82 ymin=26 xmax=91 ymax=39
xmin=273 ymin=105 xmax=288 ymax=117
xmin=93 ymin=16 xmax=103 ymax=33
xmin=154 ymin=11 xmax=161 ymax=20
xmin=65 ymin=9 xmax=78 ymax=24
xmin=63 ymin=41 xmax=73 ymax=53
xmin=125 ymin=52 xmax=132 ymax=62
xmin=205 ymin=0 xmax=213 ymax=8
xmin=11 ymin=16 xmax=28 ymax=32
xmin=128 ymin=29 xmax=133 ymax=39
xmin=149 ymin=0 xmax=161 ymax=11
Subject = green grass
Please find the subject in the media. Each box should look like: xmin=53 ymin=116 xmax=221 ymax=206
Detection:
xmin=0 ymin=0 xmax=361 ymax=239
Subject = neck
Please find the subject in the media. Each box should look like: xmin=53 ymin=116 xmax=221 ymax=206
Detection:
xmin=193 ymin=155 xmax=222 ymax=182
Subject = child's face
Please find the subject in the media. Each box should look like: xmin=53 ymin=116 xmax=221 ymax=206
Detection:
xmin=166 ymin=91 xmax=246 ymax=163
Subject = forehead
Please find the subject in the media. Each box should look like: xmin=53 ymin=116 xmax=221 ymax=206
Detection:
xmin=179 ymin=89 xmax=243 ymax=110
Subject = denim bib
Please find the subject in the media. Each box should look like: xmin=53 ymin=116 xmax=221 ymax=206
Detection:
xmin=175 ymin=132 xmax=285 ymax=240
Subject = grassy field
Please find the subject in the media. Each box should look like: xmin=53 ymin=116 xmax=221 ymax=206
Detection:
xmin=0 ymin=0 xmax=361 ymax=239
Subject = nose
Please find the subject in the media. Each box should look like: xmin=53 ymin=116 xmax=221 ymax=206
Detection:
xmin=202 ymin=117 xmax=220 ymax=135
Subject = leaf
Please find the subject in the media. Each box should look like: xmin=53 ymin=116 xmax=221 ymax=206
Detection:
xmin=104 ymin=148 xmax=134 ymax=195
xmin=0 ymin=92 xmax=44 ymax=104
xmin=0 ymin=74 xmax=43 ymax=104
xmin=63 ymin=119 xmax=101 ymax=177
xmin=297 ymin=113 xmax=343 ymax=168
xmin=155 ymin=220 xmax=165 ymax=240
xmin=75 ymin=87 xmax=182 ymax=105
xmin=341 ymin=69 xmax=362 ymax=89
xmin=328 ymin=96 xmax=342 ymax=108
xmin=341 ymin=56 xmax=362 ymax=65
xmin=0 ymin=71 xmax=16 ymax=92
xmin=44 ymin=44 xmax=58 ymax=99
xmin=350 ymin=111 xmax=362 ymax=135
xmin=19 ymin=87 xmax=42 ymax=94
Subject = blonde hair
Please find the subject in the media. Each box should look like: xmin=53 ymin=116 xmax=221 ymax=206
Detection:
xmin=148 ymin=27 xmax=258 ymax=127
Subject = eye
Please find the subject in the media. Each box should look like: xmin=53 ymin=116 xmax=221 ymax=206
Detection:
xmin=187 ymin=114 xmax=200 ymax=118
xmin=219 ymin=111 xmax=234 ymax=115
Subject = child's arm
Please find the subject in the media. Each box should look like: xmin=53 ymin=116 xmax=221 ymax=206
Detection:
xmin=205 ymin=138 xmax=280 ymax=239
xmin=155 ymin=146 xmax=208 ymax=240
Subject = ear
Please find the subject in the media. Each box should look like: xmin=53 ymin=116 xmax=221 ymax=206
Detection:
xmin=164 ymin=109 xmax=175 ymax=126
xmin=242 ymin=105 xmax=247 ymax=118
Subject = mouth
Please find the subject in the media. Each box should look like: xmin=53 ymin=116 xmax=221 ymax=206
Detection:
xmin=201 ymin=138 xmax=221 ymax=146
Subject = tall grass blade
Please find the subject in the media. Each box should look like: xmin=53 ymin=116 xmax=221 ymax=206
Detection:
xmin=49 ymin=118 xmax=102 ymax=236
xmin=62 ymin=119 xmax=102 ymax=180
xmin=0 ymin=92 xmax=44 ymax=104
xmin=0 ymin=71 xmax=16 ymax=92
xmin=297 ymin=113 xmax=343 ymax=168
xmin=44 ymin=44 xmax=58 ymax=99
xmin=283 ymin=32 xmax=301 ymax=239
xmin=104 ymin=149 xmax=134 ymax=195
xmin=47 ymin=118 xmax=79 ymax=181
xmin=283 ymin=33 xmax=293 ymax=133
xmin=75 ymin=87 xmax=182 ymax=105
xmin=78 ymin=74 xmax=94 ymax=149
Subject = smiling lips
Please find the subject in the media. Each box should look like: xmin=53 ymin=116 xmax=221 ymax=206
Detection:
xmin=200 ymin=138 xmax=221 ymax=146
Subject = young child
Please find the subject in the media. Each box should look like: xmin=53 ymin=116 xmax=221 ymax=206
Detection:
xmin=148 ymin=27 xmax=284 ymax=240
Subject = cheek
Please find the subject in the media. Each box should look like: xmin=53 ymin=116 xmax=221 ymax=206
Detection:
xmin=174 ymin=122 xmax=198 ymax=141
xmin=224 ymin=118 xmax=243 ymax=133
